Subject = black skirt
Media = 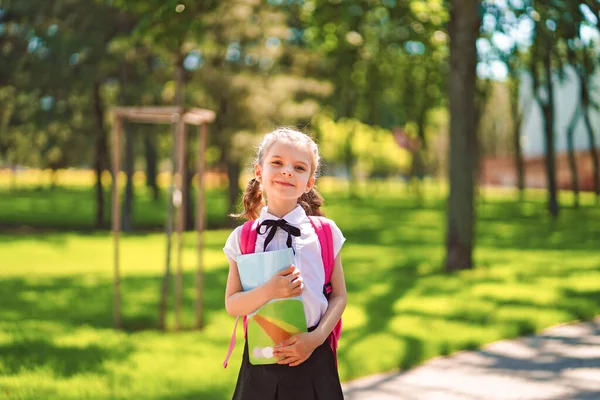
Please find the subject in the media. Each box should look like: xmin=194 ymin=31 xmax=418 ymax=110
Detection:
xmin=232 ymin=339 xmax=344 ymax=400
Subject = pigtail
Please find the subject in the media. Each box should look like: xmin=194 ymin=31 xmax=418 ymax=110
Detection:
xmin=231 ymin=178 xmax=264 ymax=220
xmin=298 ymin=187 xmax=325 ymax=217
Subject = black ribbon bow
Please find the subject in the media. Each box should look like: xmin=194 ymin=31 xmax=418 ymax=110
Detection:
xmin=257 ymin=219 xmax=301 ymax=252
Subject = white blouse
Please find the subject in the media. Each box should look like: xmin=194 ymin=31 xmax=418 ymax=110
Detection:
xmin=223 ymin=205 xmax=345 ymax=328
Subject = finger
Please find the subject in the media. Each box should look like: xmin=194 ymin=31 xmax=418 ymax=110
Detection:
xmin=276 ymin=336 xmax=299 ymax=348
xmin=278 ymin=356 xmax=299 ymax=365
xmin=276 ymin=266 xmax=295 ymax=276
xmin=283 ymin=271 xmax=299 ymax=282
xmin=287 ymin=267 xmax=301 ymax=279
xmin=292 ymin=282 xmax=304 ymax=295
xmin=290 ymin=277 xmax=303 ymax=289
xmin=273 ymin=347 xmax=296 ymax=357
xmin=289 ymin=356 xmax=309 ymax=367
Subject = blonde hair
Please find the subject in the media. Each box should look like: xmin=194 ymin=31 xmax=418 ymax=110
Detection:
xmin=234 ymin=128 xmax=325 ymax=220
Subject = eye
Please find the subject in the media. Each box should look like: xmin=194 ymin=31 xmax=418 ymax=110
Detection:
xmin=271 ymin=160 xmax=282 ymax=165
xmin=295 ymin=166 xmax=306 ymax=171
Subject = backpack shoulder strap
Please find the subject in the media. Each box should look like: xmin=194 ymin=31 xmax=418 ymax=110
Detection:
xmin=224 ymin=219 xmax=259 ymax=368
xmin=308 ymin=216 xmax=334 ymax=282
xmin=240 ymin=220 xmax=259 ymax=255
xmin=308 ymin=216 xmax=341 ymax=368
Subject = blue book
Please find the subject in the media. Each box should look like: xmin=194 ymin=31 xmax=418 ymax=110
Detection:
xmin=236 ymin=248 xmax=308 ymax=365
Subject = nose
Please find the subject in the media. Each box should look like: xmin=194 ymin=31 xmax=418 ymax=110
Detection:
xmin=281 ymin=168 xmax=292 ymax=177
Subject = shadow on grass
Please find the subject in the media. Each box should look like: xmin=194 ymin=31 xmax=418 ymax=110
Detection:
xmin=476 ymin=199 xmax=600 ymax=251
xmin=0 ymin=267 xmax=229 ymax=332
xmin=339 ymin=253 xmax=600 ymax=380
xmin=340 ymin=260 xmax=427 ymax=377
xmin=0 ymin=338 xmax=134 ymax=377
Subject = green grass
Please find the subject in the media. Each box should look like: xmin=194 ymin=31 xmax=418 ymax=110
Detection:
xmin=1 ymin=181 xmax=600 ymax=399
xmin=0 ymin=185 xmax=230 ymax=230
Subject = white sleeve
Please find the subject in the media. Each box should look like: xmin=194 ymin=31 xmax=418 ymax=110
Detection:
xmin=223 ymin=225 xmax=243 ymax=262
xmin=328 ymin=219 xmax=346 ymax=258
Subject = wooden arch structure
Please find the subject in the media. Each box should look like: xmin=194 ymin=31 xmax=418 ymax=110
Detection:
xmin=111 ymin=106 xmax=216 ymax=330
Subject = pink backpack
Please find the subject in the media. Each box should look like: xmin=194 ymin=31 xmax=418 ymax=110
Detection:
xmin=223 ymin=216 xmax=342 ymax=368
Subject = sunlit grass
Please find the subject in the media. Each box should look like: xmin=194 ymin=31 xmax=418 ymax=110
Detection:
xmin=1 ymin=176 xmax=599 ymax=399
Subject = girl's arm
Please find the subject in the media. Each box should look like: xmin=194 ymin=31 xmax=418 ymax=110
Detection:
xmin=273 ymin=252 xmax=347 ymax=366
xmin=312 ymin=252 xmax=347 ymax=343
xmin=225 ymin=258 xmax=303 ymax=317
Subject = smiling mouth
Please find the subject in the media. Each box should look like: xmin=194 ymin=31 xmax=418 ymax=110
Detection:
xmin=274 ymin=181 xmax=294 ymax=187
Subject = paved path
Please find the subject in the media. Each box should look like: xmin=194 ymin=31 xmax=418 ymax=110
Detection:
xmin=342 ymin=318 xmax=600 ymax=400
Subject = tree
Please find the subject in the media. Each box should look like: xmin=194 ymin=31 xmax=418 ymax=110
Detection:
xmin=507 ymin=57 xmax=531 ymax=201
xmin=3 ymin=0 xmax=137 ymax=226
xmin=561 ymin=2 xmax=587 ymax=209
xmin=289 ymin=0 xmax=447 ymax=197
xmin=444 ymin=0 xmax=481 ymax=272
xmin=575 ymin=1 xmax=600 ymax=203
xmin=192 ymin=0 xmax=332 ymax=213
xmin=528 ymin=4 xmax=562 ymax=217
xmin=112 ymin=0 xmax=219 ymax=330
xmin=478 ymin=20 xmax=531 ymax=201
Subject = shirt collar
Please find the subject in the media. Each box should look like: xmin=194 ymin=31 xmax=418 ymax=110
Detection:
xmin=258 ymin=204 xmax=306 ymax=226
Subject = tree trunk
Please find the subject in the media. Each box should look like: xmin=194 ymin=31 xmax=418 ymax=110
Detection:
xmin=195 ymin=124 xmax=208 ymax=330
xmin=93 ymin=82 xmax=108 ymax=229
xmin=344 ymin=127 xmax=358 ymax=198
xmin=11 ymin=164 xmax=17 ymax=189
xmin=513 ymin=119 xmax=525 ymax=200
xmin=213 ymin=98 xmax=239 ymax=219
xmin=181 ymin=135 xmax=195 ymax=231
xmin=121 ymin=127 xmax=135 ymax=231
xmin=118 ymin=65 xmax=135 ymax=232
xmin=473 ymin=80 xmax=492 ymax=204
xmin=50 ymin=167 xmax=58 ymax=189
xmin=413 ymin=109 xmax=428 ymax=205
xmin=185 ymin=158 xmax=195 ymax=230
xmin=174 ymin=53 xmax=185 ymax=330
xmin=159 ymin=122 xmax=177 ymax=331
xmin=444 ymin=0 xmax=480 ymax=272
xmin=566 ymin=103 xmax=581 ymax=208
xmin=227 ymin=161 xmax=241 ymax=216
xmin=509 ymin=78 xmax=526 ymax=201
xmin=144 ymin=133 xmax=159 ymax=201
xmin=541 ymin=46 xmax=559 ymax=218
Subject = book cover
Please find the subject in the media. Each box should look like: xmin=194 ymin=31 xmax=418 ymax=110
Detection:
xmin=237 ymin=248 xmax=307 ymax=365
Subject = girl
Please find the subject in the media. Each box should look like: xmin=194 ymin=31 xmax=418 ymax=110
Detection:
xmin=223 ymin=128 xmax=347 ymax=400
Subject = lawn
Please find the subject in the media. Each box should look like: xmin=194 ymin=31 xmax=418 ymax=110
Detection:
xmin=0 ymin=171 xmax=230 ymax=230
xmin=1 ymin=177 xmax=599 ymax=399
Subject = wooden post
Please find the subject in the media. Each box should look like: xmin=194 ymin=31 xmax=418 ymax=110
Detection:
xmin=175 ymin=119 xmax=187 ymax=330
xmin=159 ymin=114 xmax=178 ymax=331
xmin=195 ymin=123 xmax=208 ymax=329
xmin=112 ymin=117 xmax=122 ymax=330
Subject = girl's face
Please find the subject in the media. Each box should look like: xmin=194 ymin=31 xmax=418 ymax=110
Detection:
xmin=255 ymin=140 xmax=315 ymax=203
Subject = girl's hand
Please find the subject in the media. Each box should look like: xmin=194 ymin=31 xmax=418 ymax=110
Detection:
xmin=272 ymin=332 xmax=322 ymax=367
xmin=265 ymin=265 xmax=304 ymax=300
